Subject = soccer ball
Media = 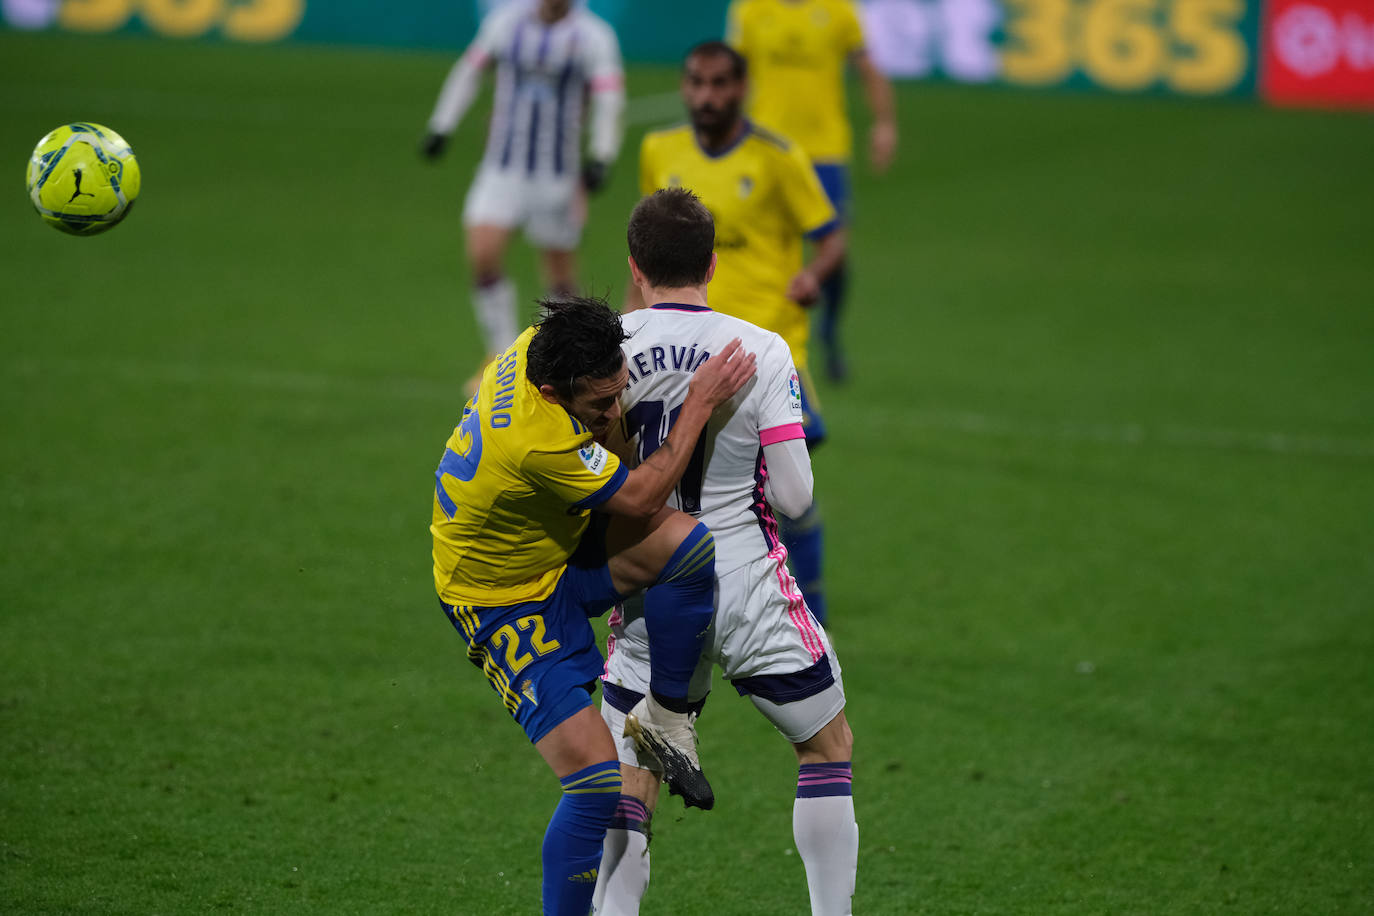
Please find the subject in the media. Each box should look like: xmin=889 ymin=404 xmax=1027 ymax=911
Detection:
xmin=26 ymin=122 xmax=141 ymax=235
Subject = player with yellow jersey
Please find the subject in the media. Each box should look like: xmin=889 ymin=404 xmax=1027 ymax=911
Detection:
xmin=432 ymin=329 xmax=627 ymax=611
xmin=634 ymin=44 xmax=844 ymax=376
xmin=637 ymin=120 xmax=837 ymax=375
xmin=631 ymin=40 xmax=845 ymax=625
xmin=430 ymin=296 xmax=755 ymax=915
xmin=727 ymin=0 xmax=898 ymax=382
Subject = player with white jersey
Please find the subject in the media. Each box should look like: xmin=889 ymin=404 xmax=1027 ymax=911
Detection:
xmin=593 ymin=189 xmax=858 ymax=916
xmin=421 ymin=0 xmax=626 ymax=390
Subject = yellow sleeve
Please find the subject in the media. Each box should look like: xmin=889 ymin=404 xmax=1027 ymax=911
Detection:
xmin=522 ymin=440 xmax=627 ymax=510
xmin=779 ymin=143 xmax=839 ymax=237
xmin=837 ymin=0 xmax=866 ymax=56
xmin=639 ymin=133 xmax=657 ymax=196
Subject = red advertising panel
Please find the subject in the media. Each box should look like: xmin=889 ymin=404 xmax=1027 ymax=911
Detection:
xmin=1261 ymin=0 xmax=1374 ymax=108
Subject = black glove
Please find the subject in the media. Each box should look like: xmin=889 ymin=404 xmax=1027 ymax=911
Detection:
xmin=420 ymin=132 xmax=448 ymax=161
xmin=581 ymin=159 xmax=609 ymax=194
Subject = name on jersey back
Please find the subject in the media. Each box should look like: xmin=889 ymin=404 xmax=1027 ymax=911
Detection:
xmin=625 ymin=344 xmax=712 ymax=386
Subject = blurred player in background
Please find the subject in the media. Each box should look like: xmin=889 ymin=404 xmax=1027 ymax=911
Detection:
xmin=727 ymin=0 xmax=898 ymax=382
xmin=421 ymin=0 xmax=625 ymax=391
xmin=431 ymin=297 xmax=755 ymax=914
xmin=595 ymin=189 xmax=858 ymax=916
xmin=631 ymin=41 xmax=844 ymax=625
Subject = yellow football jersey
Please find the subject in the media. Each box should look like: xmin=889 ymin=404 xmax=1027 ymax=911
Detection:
xmin=431 ymin=328 xmax=627 ymax=607
xmin=639 ymin=123 xmax=838 ymax=368
xmin=727 ymin=0 xmax=867 ymax=164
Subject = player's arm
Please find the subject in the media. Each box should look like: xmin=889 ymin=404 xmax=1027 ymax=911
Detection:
xmin=853 ymin=48 xmax=898 ymax=174
xmin=599 ymin=340 xmax=756 ymax=519
xmin=421 ymin=37 xmax=494 ymax=159
xmin=780 ymin=142 xmax=847 ymax=305
xmin=787 ymin=225 xmax=848 ymax=306
xmin=755 ymin=335 xmax=813 ymax=516
xmin=582 ymin=26 xmax=626 ymax=193
xmin=762 ymin=438 xmax=814 ymax=518
xmin=838 ymin=0 xmax=897 ymax=173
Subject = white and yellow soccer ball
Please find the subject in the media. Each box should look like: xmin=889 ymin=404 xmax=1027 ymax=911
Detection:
xmin=27 ymin=122 xmax=141 ymax=236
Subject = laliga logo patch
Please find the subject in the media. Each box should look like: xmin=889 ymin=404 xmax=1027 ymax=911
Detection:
xmin=579 ymin=442 xmax=609 ymax=474
xmin=787 ymin=371 xmax=803 ymax=412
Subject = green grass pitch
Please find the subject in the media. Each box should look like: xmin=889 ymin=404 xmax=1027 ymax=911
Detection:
xmin=2 ymin=29 xmax=1372 ymax=915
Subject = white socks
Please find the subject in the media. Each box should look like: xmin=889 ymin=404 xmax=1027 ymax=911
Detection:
xmin=794 ymin=794 xmax=859 ymax=916
xmin=472 ymin=276 xmax=517 ymax=356
xmin=594 ymin=778 xmax=858 ymax=915
xmin=592 ymin=827 xmax=650 ymax=915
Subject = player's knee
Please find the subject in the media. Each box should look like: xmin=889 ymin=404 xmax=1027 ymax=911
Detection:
xmin=557 ymin=760 xmax=622 ymax=828
xmin=657 ymin=522 xmax=714 ymax=586
xmin=833 ymin=716 xmax=854 ymax=760
xmin=796 ymin=711 xmax=853 ymax=763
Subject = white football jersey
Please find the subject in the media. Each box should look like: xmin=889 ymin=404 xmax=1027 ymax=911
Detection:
xmin=619 ymin=304 xmax=806 ymax=575
xmin=461 ymin=1 xmax=622 ymax=179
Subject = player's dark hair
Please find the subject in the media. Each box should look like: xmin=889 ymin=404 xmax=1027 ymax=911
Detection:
xmin=627 ymin=188 xmax=715 ymax=289
xmin=527 ymin=295 xmax=629 ymax=400
xmin=685 ymin=40 xmax=747 ymax=80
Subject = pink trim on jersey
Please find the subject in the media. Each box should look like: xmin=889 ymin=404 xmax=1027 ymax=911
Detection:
xmin=755 ymin=458 xmax=823 ymax=661
xmin=590 ymin=73 xmax=624 ymax=92
xmin=759 ymin=423 xmax=805 ymax=447
xmin=466 ymin=48 xmax=491 ymax=69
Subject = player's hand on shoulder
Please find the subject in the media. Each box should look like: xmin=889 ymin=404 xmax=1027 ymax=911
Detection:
xmin=420 ymin=131 xmax=448 ymax=161
xmin=688 ymin=338 xmax=756 ymax=408
xmin=581 ymin=159 xmax=610 ymax=193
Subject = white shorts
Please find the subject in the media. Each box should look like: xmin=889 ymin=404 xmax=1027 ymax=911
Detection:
xmin=462 ymin=164 xmax=585 ymax=251
xmin=600 ymin=553 xmax=845 ymax=752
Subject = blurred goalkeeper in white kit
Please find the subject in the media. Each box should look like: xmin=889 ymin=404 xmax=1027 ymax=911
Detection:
xmin=594 ymin=189 xmax=859 ymax=916
xmin=421 ymin=0 xmax=625 ymax=388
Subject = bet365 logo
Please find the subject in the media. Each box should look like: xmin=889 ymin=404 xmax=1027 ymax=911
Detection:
xmin=1001 ymin=0 xmax=1253 ymax=95
xmin=864 ymin=0 xmax=1254 ymax=96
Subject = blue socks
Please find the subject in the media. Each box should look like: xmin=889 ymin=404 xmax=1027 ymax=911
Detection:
xmin=643 ymin=522 xmax=715 ymax=711
xmin=542 ymin=760 xmax=621 ymax=915
xmin=781 ymin=505 xmax=826 ymax=625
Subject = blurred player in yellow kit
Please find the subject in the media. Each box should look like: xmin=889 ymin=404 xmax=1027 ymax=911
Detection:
xmin=727 ymin=0 xmax=898 ymax=382
xmin=631 ymin=41 xmax=845 ymax=624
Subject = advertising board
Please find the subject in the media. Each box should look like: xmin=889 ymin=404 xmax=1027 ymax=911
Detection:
xmin=1260 ymin=0 xmax=1374 ymax=107
xmin=864 ymin=0 xmax=1262 ymax=97
xmin=4 ymin=1 xmax=1370 ymax=109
